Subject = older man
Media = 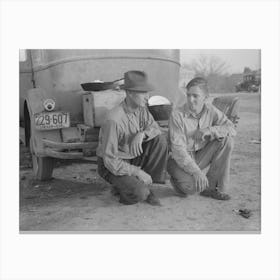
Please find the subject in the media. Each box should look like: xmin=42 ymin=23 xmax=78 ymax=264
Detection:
xmin=167 ymin=77 xmax=236 ymax=200
xmin=97 ymin=70 xmax=168 ymax=206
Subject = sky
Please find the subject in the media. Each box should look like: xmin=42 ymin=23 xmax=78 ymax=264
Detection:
xmin=180 ymin=49 xmax=261 ymax=74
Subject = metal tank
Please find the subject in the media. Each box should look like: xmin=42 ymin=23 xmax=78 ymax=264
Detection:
xmin=20 ymin=49 xmax=180 ymax=121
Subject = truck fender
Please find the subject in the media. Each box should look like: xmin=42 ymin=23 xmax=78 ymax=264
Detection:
xmin=24 ymin=88 xmax=61 ymax=156
xmin=25 ymin=88 xmax=50 ymax=116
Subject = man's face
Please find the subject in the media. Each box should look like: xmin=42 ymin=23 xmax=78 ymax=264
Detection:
xmin=186 ymin=85 xmax=207 ymax=114
xmin=127 ymin=91 xmax=150 ymax=107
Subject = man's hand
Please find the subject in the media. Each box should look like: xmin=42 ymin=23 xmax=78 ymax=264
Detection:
xmin=212 ymin=130 xmax=224 ymax=141
xmin=193 ymin=171 xmax=209 ymax=192
xmin=133 ymin=169 xmax=153 ymax=185
xmin=193 ymin=128 xmax=212 ymax=142
xmin=130 ymin=132 xmax=145 ymax=157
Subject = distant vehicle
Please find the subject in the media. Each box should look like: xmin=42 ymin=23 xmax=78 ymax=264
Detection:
xmin=235 ymin=69 xmax=261 ymax=93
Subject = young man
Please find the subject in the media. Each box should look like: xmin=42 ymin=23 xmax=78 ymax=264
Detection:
xmin=167 ymin=77 xmax=236 ymax=200
xmin=97 ymin=70 xmax=168 ymax=206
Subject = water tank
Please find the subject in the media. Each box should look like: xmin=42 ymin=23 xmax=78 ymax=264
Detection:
xmin=20 ymin=49 xmax=180 ymax=121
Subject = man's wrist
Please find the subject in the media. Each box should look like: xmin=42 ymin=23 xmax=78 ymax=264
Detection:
xmin=130 ymin=166 xmax=141 ymax=176
xmin=192 ymin=169 xmax=203 ymax=177
xmin=141 ymin=130 xmax=148 ymax=141
xmin=203 ymin=127 xmax=214 ymax=140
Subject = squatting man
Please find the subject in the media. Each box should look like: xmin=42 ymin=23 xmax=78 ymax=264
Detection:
xmin=97 ymin=70 xmax=168 ymax=206
xmin=97 ymin=71 xmax=236 ymax=205
xmin=167 ymin=77 xmax=236 ymax=200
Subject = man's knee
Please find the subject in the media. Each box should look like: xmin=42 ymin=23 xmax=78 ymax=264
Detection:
xmin=134 ymin=186 xmax=150 ymax=201
xmin=174 ymin=179 xmax=196 ymax=194
xmin=222 ymin=135 xmax=234 ymax=150
xmin=150 ymin=134 xmax=168 ymax=150
xmin=125 ymin=177 xmax=150 ymax=202
xmin=213 ymin=135 xmax=234 ymax=151
xmin=97 ymin=157 xmax=111 ymax=182
xmin=167 ymin=157 xmax=196 ymax=194
xmin=167 ymin=157 xmax=176 ymax=176
xmin=118 ymin=178 xmax=150 ymax=204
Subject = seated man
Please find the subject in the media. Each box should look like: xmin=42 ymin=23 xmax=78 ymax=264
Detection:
xmin=167 ymin=77 xmax=236 ymax=200
xmin=97 ymin=70 xmax=168 ymax=206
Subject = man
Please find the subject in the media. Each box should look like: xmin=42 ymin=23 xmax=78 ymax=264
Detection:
xmin=167 ymin=77 xmax=236 ymax=200
xmin=97 ymin=70 xmax=168 ymax=206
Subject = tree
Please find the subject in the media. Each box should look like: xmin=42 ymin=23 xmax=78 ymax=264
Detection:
xmin=182 ymin=54 xmax=230 ymax=77
xmin=243 ymin=67 xmax=252 ymax=73
xmin=180 ymin=55 xmax=232 ymax=93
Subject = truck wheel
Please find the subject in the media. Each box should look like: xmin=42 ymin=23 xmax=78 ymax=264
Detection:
xmin=32 ymin=155 xmax=54 ymax=181
xmin=30 ymin=138 xmax=54 ymax=181
xmin=24 ymin=102 xmax=31 ymax=147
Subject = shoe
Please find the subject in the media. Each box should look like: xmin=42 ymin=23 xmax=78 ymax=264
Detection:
xmin=119 ymin=192 xmax=139 ymax=205
xmin=111 ymin=185 xmax=120 ymax=196
xmin=200 ymin=189 xmax=230 ymax=200
xmin=146 ymin=191 xmax=161 ymax=206
xmin=238 ymin=208 xmax=252 ymax=218
xmin=170 ymin=177 xmax=188 ymax=198
xmin=119 ymin=196 xmax=137 ymax=205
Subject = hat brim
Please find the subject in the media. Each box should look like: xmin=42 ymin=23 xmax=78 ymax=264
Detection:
xmin=120 ymin=84 xmax=155 ymax=92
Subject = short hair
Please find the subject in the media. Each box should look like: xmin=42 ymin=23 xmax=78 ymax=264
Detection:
xmin=186 ymin=77 xmax=209 ymax=96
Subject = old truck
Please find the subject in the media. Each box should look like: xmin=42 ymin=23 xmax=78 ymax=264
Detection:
xmin=20 ymin=49 xmax=240 ymax=182
xmin=235 ymin=69 xmax=261 ymax=93
xmin=20 ymin=49 xmax=181 ymax=180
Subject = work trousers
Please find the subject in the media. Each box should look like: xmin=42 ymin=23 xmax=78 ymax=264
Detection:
xmin=167 ymin=136 xmax=234 ymax=195
xmin=98 ymin=134 xmax=168 ymax=205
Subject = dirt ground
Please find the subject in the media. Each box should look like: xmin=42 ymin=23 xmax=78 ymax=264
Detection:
xmin=19 ymin=93 xmax=261 ymax=232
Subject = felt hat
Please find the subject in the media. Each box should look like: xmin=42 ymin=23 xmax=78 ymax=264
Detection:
xmin=121 ymin=70 xmax=155 ymax=92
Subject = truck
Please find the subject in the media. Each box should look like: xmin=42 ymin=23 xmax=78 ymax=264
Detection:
xmin=235 ymin=68 xmax=261 ymax=93
xmin=20 ymin=49 xmax=181 ymax=180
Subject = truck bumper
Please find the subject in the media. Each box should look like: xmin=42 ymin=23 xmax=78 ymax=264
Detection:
xmin=42 ymin=139 xmax=98 ymax=159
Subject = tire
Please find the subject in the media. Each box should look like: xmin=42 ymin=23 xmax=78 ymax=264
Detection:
xmin=24 ymin=102 xmax=31 ymax=147
xmin=32 ymin=155 xmax=54 ymax=181
xmin=26 ymin=104 xmax=54 ymax=181
xmin=30 ymin=133 xmax=54 ymax=181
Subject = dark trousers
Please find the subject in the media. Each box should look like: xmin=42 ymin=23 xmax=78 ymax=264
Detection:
xmin=98 ymin=134 xmax=168 ymax=205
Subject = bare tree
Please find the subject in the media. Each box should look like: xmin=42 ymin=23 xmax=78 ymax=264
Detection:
xmin=182 ymin=54 xmax=230 ymax=77
xmin=180 ymin=55 xmax=233 ymax=93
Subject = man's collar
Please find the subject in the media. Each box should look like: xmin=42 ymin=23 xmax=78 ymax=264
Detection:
xmin=122 ymin=98 xmax=140 ymax=115
xmin=184 ymin=103 xmax=208 ymax=119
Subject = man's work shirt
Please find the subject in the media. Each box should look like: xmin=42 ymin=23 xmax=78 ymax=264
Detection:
xmin=96 ymin=100 xmax=162 ymax=176
xmin=169 ymin=102 xmax=236 ymax=175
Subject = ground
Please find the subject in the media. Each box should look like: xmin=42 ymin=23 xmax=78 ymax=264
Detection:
xmin=19 ymin=93 xmax=261 ymax=232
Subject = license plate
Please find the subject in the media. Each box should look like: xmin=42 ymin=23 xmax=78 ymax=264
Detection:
xmin=34 ymin=111 xmax=70 ymax=130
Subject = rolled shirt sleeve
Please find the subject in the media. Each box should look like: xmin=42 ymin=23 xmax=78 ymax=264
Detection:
xmin=209 ymin=106 xmax=236 ymax=139
xmin=100 ymin=120 xmax=140 ymax=176
xmin=169 ymin=111 xmax=201 ymax=175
